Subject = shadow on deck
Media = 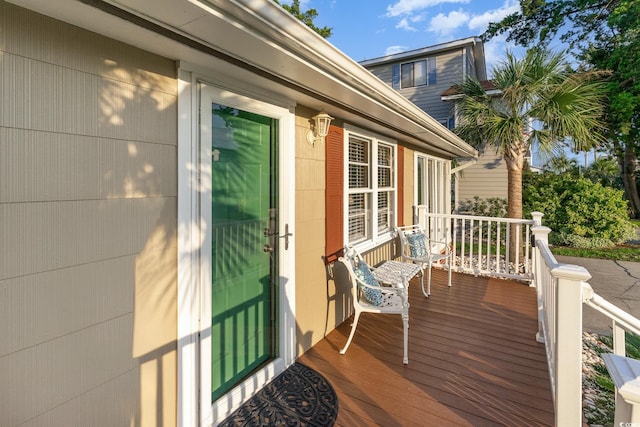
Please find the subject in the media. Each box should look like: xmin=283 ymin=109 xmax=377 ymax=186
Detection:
xmin=298 ymin=269 xmax=555 ymax=426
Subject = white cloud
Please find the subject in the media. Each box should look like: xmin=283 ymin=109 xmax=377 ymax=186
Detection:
xmin=468 ymin=0 xmax=520 ymax=32
xmin=385 ymin=45 xmax=409 ymax=55
xmin=428 ymin=9 xmax=469 ymax=38
xmin=395 ymin=14 xmax=426 ymax=31
xmin=396 ymin=18 xmax=418 ymax=31
xmin=386 ymin=0 xmax=469 ymax=18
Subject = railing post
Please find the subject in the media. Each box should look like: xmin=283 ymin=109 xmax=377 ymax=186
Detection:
xmin=553 ymin=264 xmax=591 ymax=427
xmin=602 ymin=353 xmax=640 ymax=425
xmin=531 ymin=211 xmax=544 ymax=227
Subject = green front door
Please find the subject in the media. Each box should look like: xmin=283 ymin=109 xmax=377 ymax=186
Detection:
xmin=209 ymin=104 xmax=278 ymax=402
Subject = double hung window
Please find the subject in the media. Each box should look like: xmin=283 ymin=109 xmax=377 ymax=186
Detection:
xmin=393 ymin=57 xmax=436 ymax=89
xmin=346 ymin=129 xmax=396 ymax=246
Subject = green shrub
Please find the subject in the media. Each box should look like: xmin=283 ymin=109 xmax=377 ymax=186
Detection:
xmin=523 ymin=173 xmax=634 ymax=247
xmin=459 ymin=196 xmax=507 ymax=217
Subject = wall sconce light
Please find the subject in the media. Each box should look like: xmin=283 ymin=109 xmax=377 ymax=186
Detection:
xmin=307 ymin=112 xmax=334 ymax=145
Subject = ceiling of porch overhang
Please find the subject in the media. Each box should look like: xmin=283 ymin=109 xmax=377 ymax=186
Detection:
xmin=10 ymin=0 xmax=477 ymax=159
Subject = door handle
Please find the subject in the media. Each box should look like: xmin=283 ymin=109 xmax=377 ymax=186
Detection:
xmin=280 ymin=224 xmax=292 ymax=250
xmin=262 ymin=224 xmax=293 ymax=252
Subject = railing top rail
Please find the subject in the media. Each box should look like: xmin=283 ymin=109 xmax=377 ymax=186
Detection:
xmin=421 ymin=211 xmax=536 ymax=225
xmin=582 ymin=283 xmax=640 ymax=337
xmin=535 ymin=237 xmax=560 ymax=269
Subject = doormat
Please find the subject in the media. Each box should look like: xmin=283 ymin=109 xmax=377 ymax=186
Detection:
xmin=218 ymin=362 xmax=338 ymax=427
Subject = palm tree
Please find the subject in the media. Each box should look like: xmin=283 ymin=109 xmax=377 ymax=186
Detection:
xmin=454 ymin=48 xmax=606 ymax=261
xmin=545 ymin=155 xmax=578 ymax=175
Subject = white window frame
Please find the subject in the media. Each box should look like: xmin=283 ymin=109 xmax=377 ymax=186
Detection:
xmin=344 ymin=125 xmax=397 ymax=252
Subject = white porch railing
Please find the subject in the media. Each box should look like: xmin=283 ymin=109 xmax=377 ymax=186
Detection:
xmin=531 ymin=223 xmax=640 ymax=426
xmin=416 ymin=206 xmax=536 ymax=281
xmin=414 ymin=207 xmax=640 ymax=425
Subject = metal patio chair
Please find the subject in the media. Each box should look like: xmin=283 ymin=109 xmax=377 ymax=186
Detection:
xmin=395 ymin=225 xmax=453 ymax=298
xmin=338 ymin=245 xmax=411 ymax=364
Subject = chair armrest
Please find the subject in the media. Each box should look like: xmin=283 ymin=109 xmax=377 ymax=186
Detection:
xmin=426 ymin=239 xmax=452 ymax=255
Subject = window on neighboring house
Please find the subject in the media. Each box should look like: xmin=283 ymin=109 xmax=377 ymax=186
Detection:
xmin=438 ymin=117 xmax=455 ymax=130
xmin=393 ymin=58 xmax=436 ymax=89
xmin=347 ymin=130 xmax=396 ymax=246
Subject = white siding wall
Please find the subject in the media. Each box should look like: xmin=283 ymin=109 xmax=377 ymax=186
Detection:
xmin=0 ymin=2 xmax=178 ymax=426
xmin=457 ymin=151 xmax=508 ymax=203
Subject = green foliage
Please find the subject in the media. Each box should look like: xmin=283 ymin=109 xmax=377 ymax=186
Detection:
xmin=273 ymin=0 xmax=332 ymax=38
xmin=626 ymin=333 xmax=640 ymax=359
xmin=459 ymin=196 xmax=507 ymax=217
xmin=523 ymin=172 xmax=635 ymax=247
xmin=454 ymin=48 xmax=606 ymax=224
xmin=483 ymin=0 xmax=640 ymax=218
xmin=551 ymin=245 xmax=640 ymax=262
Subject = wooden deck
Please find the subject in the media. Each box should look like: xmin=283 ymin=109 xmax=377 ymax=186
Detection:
xmin=298 ymin=269 xmax=555 ymax=426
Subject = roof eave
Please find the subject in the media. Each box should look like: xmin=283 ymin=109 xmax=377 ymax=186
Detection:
xmin=10 ymin=0 xmax=477 ymax=158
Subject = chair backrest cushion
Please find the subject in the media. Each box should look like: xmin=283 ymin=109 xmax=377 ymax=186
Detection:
xmin=354 ymin=261 xmax=383 ymax=306
xmin=407 ymin=231 xmax=428 ymax=258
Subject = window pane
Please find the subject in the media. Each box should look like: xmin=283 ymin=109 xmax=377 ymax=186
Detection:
xmin=427 ymin=57 xmax=436 ymax=85
xmin=401 ymin=63 xmax=413 ymax=88
xmin=349 ymin=136 xmax=370 ymax=189
xmin=349 ymin=136 xmax=369 ymax=163
xmin=377 ymin=191 xmax=392 ymax=232
xmin=414 ymin=60 xmax=426 ymax=86
xmin=377 ymin=144 xmax=393 ymax=188
xmin=378 ymin=144 xmax=391 ymax=166
xmin=349 ymin=164 xmax=368 ymax=188
xmin=349 ymin=193 xmax=369 ymax=242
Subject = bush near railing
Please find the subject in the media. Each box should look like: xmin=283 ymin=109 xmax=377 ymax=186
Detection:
xmin=458 ymin=196 xmax=507 ymax=218
xmin=523 ymin=173 xmax=635 ymax=248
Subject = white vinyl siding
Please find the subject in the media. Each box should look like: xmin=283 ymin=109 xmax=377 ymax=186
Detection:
xmin=0 ymin=3 xmax=178 ymax=425
xmin=346 ymin=128 xmax=396 ymax=247
xmin=456 ymin=152 xmax=508 ymax=204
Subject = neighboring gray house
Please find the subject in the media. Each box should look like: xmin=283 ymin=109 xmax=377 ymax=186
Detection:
xmin=361 ymin=37 xmax=509 ymax=212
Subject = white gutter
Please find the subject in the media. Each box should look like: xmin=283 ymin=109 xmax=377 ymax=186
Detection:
xmin=451 ymin=158 xmax=478 ymax=174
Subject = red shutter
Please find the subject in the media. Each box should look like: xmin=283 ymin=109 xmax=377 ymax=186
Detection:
xmin=325 ymin=125 xmax=344 ymax=262
xmin=397 ymin=145 xmax=405 ymax=227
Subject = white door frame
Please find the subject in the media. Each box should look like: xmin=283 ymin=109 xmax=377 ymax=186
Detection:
xmin=177 ymin=66 xmax=296 ymax=426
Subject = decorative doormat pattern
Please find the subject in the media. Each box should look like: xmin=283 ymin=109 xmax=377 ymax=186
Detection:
xmin=218 ymin=362 xmax=338 ymax=427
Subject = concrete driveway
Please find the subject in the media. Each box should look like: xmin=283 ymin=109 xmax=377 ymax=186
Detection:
xmin=555 ymin=255 xmax=640 ymax=335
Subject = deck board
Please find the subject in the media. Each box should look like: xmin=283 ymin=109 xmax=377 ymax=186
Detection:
xmin=298 ymin=269 xmax=555 ymax=426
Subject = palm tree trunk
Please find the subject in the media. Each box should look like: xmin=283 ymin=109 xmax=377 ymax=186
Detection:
xmin=505 ymin=152 xmax=525 ymax=265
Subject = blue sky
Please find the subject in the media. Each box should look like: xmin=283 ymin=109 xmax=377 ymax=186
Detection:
xmin=283 ymin=0 xmax=530 ymax=73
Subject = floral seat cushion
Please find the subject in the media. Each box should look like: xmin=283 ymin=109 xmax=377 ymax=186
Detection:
xmin=354 ymin=261 xmax=383 ymax=306
xmin=407 ymin=232 xmax=428 ymax=258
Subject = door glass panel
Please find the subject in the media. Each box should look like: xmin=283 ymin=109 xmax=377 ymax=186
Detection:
xmin=209 ymin=104 xmax=278 ymax=402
